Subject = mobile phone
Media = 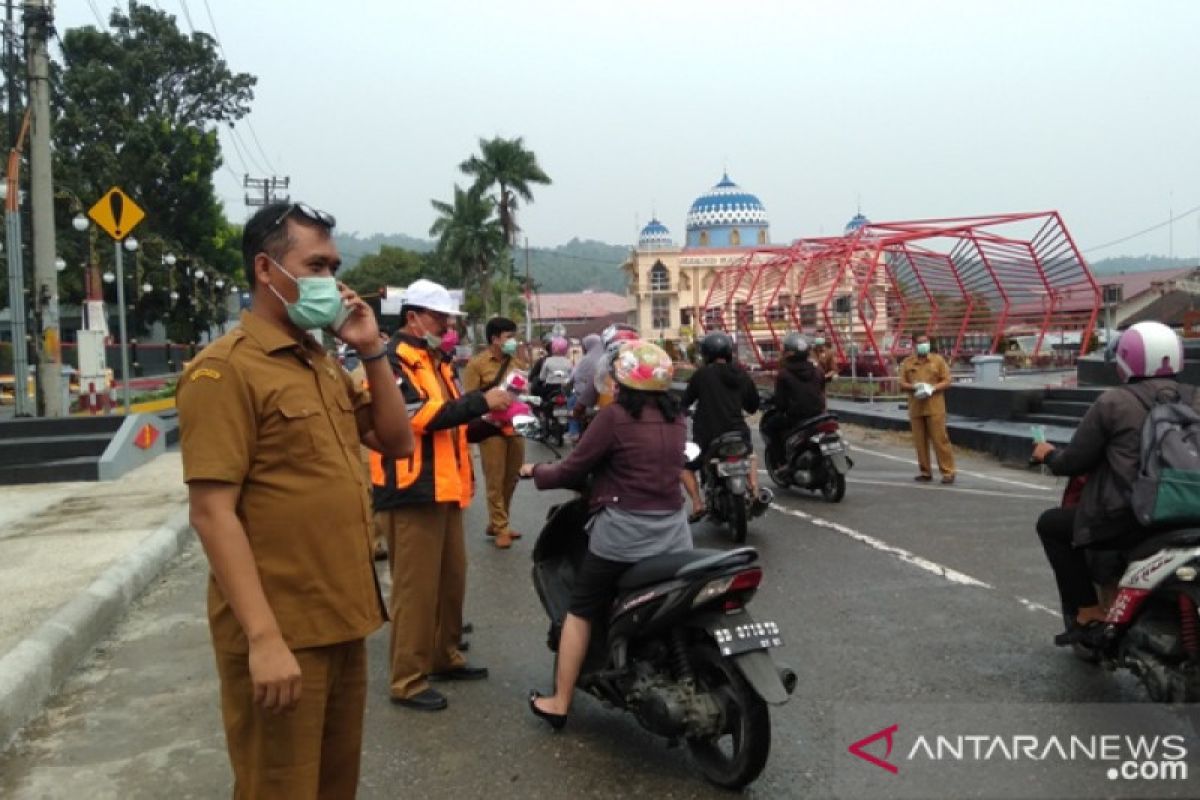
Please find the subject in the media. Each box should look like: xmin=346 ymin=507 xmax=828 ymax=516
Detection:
xmin=1030 ymin=424 xmax=1046 ymax=444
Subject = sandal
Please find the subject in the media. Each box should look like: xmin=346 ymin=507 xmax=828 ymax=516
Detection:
xmin=528 ymin=691 xmax=567 ymax=731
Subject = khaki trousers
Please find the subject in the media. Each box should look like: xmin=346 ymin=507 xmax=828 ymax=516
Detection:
xmin=478 ymin=434 xmax=525 ymax=535
xmin=910 ymin=413 xmax=956 ymax=478
xmin=376 ymin=504 xmax=467 ymax=699
xmin=215 ymin=639 xmax=367 ymax=800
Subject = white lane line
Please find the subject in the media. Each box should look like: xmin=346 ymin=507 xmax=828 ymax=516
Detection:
xmin=846 ymin=477 xmax=1051 ymax=502
xmin=768 ymin=502 xmax=1058 ymax=618
xmin=849 ymin=444 xmax=1054 ymax=491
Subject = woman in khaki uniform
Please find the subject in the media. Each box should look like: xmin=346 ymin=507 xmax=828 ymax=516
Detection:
xmin=898 ymin=335 xmax=956 ymax=483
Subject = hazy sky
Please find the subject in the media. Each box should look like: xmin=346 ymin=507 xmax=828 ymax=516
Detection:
xmin=58 ymin=1 xmax=1200 ymax=259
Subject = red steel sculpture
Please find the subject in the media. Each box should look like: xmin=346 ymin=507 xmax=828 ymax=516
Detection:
xmin=698 ymin=212 xmax=1100 ymax=374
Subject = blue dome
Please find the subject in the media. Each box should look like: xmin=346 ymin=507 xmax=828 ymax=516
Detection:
xmin=685 ymin=173 xmax=769 ymax=248
xmin=638 ymin=217 xmax=673 ymax=249
xmin=844 ymin=213 xmax=870 ymax=234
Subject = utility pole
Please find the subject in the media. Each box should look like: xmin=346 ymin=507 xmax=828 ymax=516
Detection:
xmin=523 ymin=237 xmax=532 ymax=344
xmin=27 ymin=0 xmax=59 ymax=415
xmin=243 ymin=174 xmax=289 ymax=207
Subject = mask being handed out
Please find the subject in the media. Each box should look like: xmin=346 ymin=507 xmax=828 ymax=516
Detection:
xmin=268 ymin=257 xmax=346 ymax=330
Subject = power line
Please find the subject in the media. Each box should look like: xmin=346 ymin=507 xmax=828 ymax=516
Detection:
xmin=84 ymin=0 xmax=105 ymax=27
xmin=1082 ymin=203 xmax=1200 ymax=254
xmin=177 ymin=0 xmax=196 ymax=35
xmin=242 ymin=120 xmax=278 ymax=175
xmin=228 ymin=124 xmax=266 ymax=174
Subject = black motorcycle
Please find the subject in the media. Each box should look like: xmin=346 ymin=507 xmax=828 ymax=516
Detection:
xmin=534 ymin=382 xmax=572 ymax=447
xmin=697 ymin=432 xmax=773 ymax=544
xmin=520 ymin=431 xmax=795 ymax=789
xmin=760 ymin=397 xmax=852 ymax=502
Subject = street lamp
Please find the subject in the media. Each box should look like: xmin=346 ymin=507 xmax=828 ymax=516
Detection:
xmin=102 ymin=271 xmax=115 ymax=283
xmin=54 ymin=256 xmax=66 ymax=272
xmin=71 ymin=214 xmax=88 ymax=233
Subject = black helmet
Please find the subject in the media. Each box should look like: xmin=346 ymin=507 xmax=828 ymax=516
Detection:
xmin=782 ymin=332 xmax=809 ymax=356
xmin=700 ymin=331 xmax=734 ymax=364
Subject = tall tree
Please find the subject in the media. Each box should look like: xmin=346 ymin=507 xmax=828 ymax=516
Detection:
xmin=459 ymin=136 xmax=550 ymax=313
xmin=52 ymin=2 xmax=254 ymax=339
xmin=429 ymin=185 xmax=503 ymax=320
xmin=338 ymin=246 xmax=451 ymax=298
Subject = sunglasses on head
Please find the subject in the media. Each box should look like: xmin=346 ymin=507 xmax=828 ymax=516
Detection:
xmin=270 ymin=202 xmax=336 ymax=231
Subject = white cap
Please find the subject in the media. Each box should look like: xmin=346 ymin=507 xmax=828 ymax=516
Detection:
xmin=403 ymin=279 xmax=463 ymax=316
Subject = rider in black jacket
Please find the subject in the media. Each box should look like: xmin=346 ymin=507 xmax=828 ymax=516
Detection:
xmin=762 ymin=333 xmax=825 ymax=467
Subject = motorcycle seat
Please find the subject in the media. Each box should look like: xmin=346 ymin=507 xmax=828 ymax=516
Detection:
xmin=1123 ymin=527 xmax=1200 ymax=562
xmin=706 ymin=431 xmax=751 ymax=459
xmin=793 ymin=412 xmax=838 ymax=430
xmin=617 ymin=546 xmax=758 ymax=590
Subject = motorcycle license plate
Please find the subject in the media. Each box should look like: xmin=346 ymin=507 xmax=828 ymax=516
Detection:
xmin=711 ymin=620 xmax=783 ymax=656
xmin=716 ymin=460 xmax=751 ymax=477
xmin=553 ymin=408 xmax=571 ymax=418
xmin=820 ymin=440 xmax=846 ymax=455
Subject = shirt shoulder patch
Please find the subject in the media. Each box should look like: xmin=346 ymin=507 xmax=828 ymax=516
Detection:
xmin=190 ymin=368 xmax=222 ymax=382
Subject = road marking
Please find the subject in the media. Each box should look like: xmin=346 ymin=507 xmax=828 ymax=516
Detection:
xmin=848 ymin=445 xmax=1054 ymax=491
xmin=768 ymin=501 xmax=1058 ymax=618
xmin=846 ymin=477 xmax=1051 ymax=501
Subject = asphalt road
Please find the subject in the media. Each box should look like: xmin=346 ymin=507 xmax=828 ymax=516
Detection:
xmin=0 ymin=426 xmax=1196 ymax=799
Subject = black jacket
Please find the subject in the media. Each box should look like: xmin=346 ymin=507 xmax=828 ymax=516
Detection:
xmin=1045 ymin=378 xmax=1198 ymax=546
xmin=774 ymin=356 xmax=825 ymax=422
xmin=683 ymin=362 xmax=759 ymax=448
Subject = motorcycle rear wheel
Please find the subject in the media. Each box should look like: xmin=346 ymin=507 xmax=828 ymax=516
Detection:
xmin=685 ymin=643 xmax=771 ymax=790
xmin=820 ymin=467 xmax=846 ymax=503
xmin=729 ymin=495 xmax=748 ymax=544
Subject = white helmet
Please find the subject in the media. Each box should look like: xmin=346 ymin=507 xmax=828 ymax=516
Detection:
xmin=1114 ymin=321 xmax=1183 ymax=383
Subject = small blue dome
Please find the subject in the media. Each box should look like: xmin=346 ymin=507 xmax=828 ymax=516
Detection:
xmin=685 ymin=173 xmax=769 ymax=248
xmin=844 ymin=213 xmax=870 ymax=234
xmin=639 ymin=217 xmax=673 ymax=249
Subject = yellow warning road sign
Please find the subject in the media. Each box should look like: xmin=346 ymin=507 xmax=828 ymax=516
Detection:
xmin=87 ymin=187 xmax=146 ymax=241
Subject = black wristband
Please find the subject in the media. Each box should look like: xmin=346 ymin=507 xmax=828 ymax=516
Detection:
xmin=360 ymin=348 xmax=388 ymax=363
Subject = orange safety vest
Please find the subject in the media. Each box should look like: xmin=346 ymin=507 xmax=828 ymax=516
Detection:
xmin=369 ymin=337 xmax=473 ymax=509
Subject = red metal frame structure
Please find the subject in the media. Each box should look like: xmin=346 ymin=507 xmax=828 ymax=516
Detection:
xmin=698 ymin=211 xmax=1100 ymax=372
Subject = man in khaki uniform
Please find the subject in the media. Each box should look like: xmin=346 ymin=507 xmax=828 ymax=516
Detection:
xmin=179 ymin=202 xmax=412 ymax=799
xmin=463 ymin=317 xmax=527 ymax=549
xmin=898 ymin=335 xmax=956 ymax=483
xmin=811 ymin=333 xmax=838 ymax=382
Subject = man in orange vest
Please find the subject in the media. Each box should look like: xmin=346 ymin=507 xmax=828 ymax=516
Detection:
xmin=369 ymin=279 xmax=511 ymax=711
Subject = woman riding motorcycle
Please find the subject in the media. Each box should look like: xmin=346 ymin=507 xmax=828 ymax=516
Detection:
xmin=681 ymin=331 xmax=761 ymax=518
xmin=518 ymin=340 xmax=690 ymax=729
xmin=1030 ymin=321 xmax=1197 ymax=647
xmin=761 ymin=333 xmax=826 ymax=474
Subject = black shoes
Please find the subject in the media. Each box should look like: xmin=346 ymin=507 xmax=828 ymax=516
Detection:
xmin=1054 ymin=619 xmax=1106 ymax=649
xmin=528 ymin=691 xmax=567 ymax=731
xmin=391 ymin=688 xmax=448 ymax=711
xmin=429 ymin=665 xmax=489 ymax=681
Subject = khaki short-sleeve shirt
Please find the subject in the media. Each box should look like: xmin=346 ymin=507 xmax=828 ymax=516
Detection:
xmin=899 ymin=353 xmax=951 ymax=418
xmin=178 ymin=311 xmax=384 ymax=653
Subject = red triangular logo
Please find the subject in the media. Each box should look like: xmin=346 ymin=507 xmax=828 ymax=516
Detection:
xmin=848 ymin=724 xmax=900 ymax=774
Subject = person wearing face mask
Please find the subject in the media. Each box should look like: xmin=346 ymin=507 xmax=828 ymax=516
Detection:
xmin=811 ymin=332 xmax=838 ymax=383
xmin=369 ymin=280 xmax=511 ymax=712
xmin=463 ymin=317 xmax=528 ymax=549
xmin=898 ymin=334 xmax=956 ymax=483
xmin=178 ymin=202 xmax=414 ymax=797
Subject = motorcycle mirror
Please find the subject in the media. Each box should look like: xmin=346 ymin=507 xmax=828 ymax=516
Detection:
xmin=684 ymin=442 xmax=701 ymax=461
xmin=511 ymin=414 xmax=540 ymax=438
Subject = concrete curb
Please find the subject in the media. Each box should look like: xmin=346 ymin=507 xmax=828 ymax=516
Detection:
xmin=0 ymin=506 xmax=193 ymax=752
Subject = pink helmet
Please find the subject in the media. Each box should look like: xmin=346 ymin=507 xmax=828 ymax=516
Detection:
xmin=550 ymin=336 xmax=569 ymax=356
xmin=1114 ymin=321 xmax=1183 ymax=383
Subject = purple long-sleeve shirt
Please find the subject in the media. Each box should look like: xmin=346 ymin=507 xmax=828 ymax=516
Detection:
xmin=533 ymin=401 xmax=686 ymax=513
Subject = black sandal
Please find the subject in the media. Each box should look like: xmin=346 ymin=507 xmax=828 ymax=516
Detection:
xmin=528 ymin=691 xmax=567 ymax=731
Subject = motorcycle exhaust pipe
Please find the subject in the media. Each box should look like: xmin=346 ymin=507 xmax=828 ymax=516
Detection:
xmin=750 ymin=487 xmax=774 ymax=518
xmin=777 ymin=666 xmax=798 ymax=695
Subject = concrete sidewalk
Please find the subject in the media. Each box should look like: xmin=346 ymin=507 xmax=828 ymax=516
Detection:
xmin=0 ymin=453 xmax=191 ymax=750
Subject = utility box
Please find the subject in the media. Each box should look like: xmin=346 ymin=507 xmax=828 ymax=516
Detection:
xmin=77 ymin=329 xmax=109 ymax=397
xmin=971 ymin=354 xmax=1004 ymax=383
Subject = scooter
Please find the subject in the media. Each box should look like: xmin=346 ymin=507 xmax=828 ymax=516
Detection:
xmin=697 ymin=432 xmax=773 ymax=544
xmin=517 ymin=419 xmax=796 ymax=789
xmin=1071 ymin=527 xmax=1200 ymax=705
xmin=759 ymin=396 xmax=852 ymax=503
xmin=533 ymin=379 xmax=571 ymax=447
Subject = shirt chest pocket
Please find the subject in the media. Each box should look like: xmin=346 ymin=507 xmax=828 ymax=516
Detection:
xmin=274 ymin=402 xmax=321 ymax=459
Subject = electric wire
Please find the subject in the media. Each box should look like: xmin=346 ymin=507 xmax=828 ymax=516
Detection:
xmin=1082 ymin=203 xmax=1200 ymax=254
xmin=222 ymin=125 xmax=253 ymax=175
xmin=177 ymin=0 xmax=197 ymax=36
xmin=84 ymin=0 xmax=105 ymax=27
xmin=228 ymin=124 xmax=266 ymax=175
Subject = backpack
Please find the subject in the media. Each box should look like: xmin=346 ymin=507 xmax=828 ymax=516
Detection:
xmin=1125 ymin=382 xmax=1200 ymax=528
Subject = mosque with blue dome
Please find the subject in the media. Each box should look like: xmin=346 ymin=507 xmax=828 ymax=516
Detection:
xmin=623 ymin=172 xmax=777 ymax=345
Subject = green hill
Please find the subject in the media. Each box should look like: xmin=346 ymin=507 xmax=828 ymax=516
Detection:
xmin=334 ymin=233 xmax=629 ymax=293
xmin=1090 ymin=255 xmax=1197 ymax=275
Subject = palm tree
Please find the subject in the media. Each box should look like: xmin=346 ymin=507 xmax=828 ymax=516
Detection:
xmin=460 ymin=136 xmax=552 ymax=249
xmin=429 ymin=185 xmax=504 ymax=320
